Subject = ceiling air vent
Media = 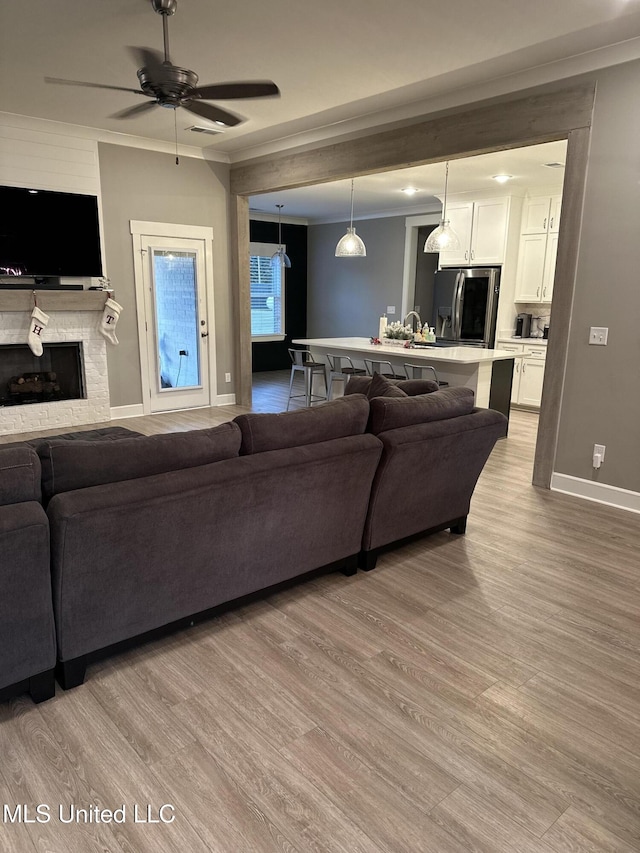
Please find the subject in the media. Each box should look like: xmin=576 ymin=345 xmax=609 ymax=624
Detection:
xmin=188 ymin=125 xmax=224 ymax=135
xmin=543 ymin=162 xmax=565 ymax=169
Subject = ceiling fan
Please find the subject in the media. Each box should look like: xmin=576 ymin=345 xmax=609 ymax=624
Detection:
xmin=45 ymin=0 xmax=280 ymax=128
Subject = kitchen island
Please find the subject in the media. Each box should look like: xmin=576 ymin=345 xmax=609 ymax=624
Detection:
xmin=292 ymin=337 xmax=516 ymax=417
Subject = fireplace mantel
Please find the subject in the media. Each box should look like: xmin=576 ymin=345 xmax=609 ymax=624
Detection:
xmin=0 ymin=290 xmax=111 ymax=312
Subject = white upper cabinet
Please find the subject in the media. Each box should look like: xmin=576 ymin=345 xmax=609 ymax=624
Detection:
xmin=541 ymin=232 xmax=559 ymax=302
xmin=438 ymin=203 xmax=473 ymax=266
xmin=549 ymin=196 xmax=562 ymax=233
xmin=520 ymin=197 xmax=552 ymax=234
xmin=514 ymin=194 xmax=562 ymax=303
xmin=440 ymin=197 xmax=510 ymax=266
xmin=520 ymin=195 xmax=562 ymax=235
xmin=514 ymin=234 xmax=547 ymax=301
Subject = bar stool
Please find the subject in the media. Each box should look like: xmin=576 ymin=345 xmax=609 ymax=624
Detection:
xmin=364 ymin=359 xmax=405 ymax=380
xmin=287 ymin=348 xmax=328 ymax=410
xmin=326 ymin=354 xmax=367 ymax=399
xmin=403 ymin=362 xmax=449 ymax=387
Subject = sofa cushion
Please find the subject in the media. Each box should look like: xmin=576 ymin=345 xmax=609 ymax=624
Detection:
xmin=234 ymin=393 xmax=370 ymax=455
xmin=37 ymin=422 xmax=241 ymax=501
xmin=345 ymin=375 xmax=439 ymax=397
xmin=366 ymin=373 xmax=408 ymax=399
xmin=0 ymin=446 xmax=42 ymax=506
xmin=368 ymin=386 xmax=476 ymax=435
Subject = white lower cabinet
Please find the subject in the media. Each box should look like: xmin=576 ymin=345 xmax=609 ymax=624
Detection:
xmin=497 ymin=341 xmax=546 ymax=408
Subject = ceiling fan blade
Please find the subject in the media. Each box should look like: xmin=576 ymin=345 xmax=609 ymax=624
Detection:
xmin=45 ymin=76 xmax=145 ymax=95
xmin=192 ymin=81 xmax=280 ymax=100
xmin=111 ymin=101 xmax=158 ymax=120
xmin=182 ymin=99 xmax=243 ymax=127
xmin=127 ymin=46 xmax=166 ymax=80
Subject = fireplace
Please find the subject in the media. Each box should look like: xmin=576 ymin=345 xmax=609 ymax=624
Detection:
xmin=0 ymin=295 xmax=111 ymax=436
xmin=0 ymin=343 xmax=85 ymax=407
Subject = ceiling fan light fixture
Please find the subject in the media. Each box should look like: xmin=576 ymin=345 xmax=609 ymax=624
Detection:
xmin=336 ymin=179 xmax=367 ymax=257
xmin=424 ymin=160 xmax=460 ymax=254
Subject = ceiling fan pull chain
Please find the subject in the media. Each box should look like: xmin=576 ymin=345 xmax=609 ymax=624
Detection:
xmin=174 ymin=108 xmax=179 ymax=166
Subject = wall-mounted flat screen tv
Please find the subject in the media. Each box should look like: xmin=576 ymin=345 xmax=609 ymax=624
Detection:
xmin=0 ymin=185 xmax=103 ymax=278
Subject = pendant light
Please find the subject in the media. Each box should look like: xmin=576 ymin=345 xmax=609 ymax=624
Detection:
xmin=424 ymin=160 xmax=461 ymax=253
xmin=335 ymin=179 xmax=366 ymax=257
xmin=271 ymin=204 xmax=291 ymax=269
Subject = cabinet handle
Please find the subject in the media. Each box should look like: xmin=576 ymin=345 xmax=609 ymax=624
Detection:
xmin=465 ymin=250 xmax=468 ymax=261
xmin=516 ymin=363 xmax=520 ymax=373
xmin=471 ymin=249 xmax=475 ymax=260
xmin=536 ymin=287 xmax=540 ymax=297
xmin=522 ymin=362 xmax=526 ymax=373
xmin=542 ymin=287 xmax=547 ymax=298
xmin=543 ymin=217 xmax=547 ymax=230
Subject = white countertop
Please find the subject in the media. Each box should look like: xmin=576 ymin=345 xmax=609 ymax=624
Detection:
xmin=497 ymin=336 xmax=548 ymax=345
xmin=293 ymin=337 xmax=517 ymax=364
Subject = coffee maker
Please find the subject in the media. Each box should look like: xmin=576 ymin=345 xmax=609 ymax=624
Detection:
xmin=515 ymin=313 xmax=532 ymax=338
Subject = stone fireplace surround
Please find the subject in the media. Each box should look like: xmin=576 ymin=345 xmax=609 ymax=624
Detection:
xmin=0 ymin=291 xmax=111 ymax=436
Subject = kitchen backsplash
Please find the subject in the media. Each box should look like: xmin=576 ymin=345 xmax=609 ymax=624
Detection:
xmin=507 ymin=303 xmax=551 ymax=338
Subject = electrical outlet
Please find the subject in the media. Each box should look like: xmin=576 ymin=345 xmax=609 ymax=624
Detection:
xmin=387 ymin=305 xmax=396 ymax=315
xmin=224 ymin=372 xmax=231 ymax=383
xmin=589 ymin=327 xmax=608 ymax=345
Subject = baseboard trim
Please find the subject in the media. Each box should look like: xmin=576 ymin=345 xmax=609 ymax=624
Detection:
xmin=110 ymin=404 xmax=145 ymax=419
xmin=215 ymin=393 xmax=236 ymax=405
xmin=551 ymin=472 xmax=640 ymax=515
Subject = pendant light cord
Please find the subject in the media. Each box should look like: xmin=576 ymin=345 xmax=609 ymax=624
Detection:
xmin=442 ymin=161 xmax=449 ymax=221
xmin=277 ymin=204 xmax=283 ymax=249
xmin=349 ymin=179 xmax=355 ymax=228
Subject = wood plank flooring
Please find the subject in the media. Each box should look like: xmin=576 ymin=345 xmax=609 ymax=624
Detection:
xmin=1 ymin=372 xmax=639 ymax=851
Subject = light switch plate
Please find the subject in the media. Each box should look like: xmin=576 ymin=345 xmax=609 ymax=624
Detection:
xmin=387 ymin=306 xmax=396 ymax=315
xmin=589 ymin=326 xmax=608 ymax=345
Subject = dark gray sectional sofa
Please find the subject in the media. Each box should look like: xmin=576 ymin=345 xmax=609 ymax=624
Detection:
xmin=0 ymin=380 xmax=506 ymax=699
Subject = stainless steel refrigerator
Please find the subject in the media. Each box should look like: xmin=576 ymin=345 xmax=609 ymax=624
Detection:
xmin=431 ymin=267 xmax=500 ymax=348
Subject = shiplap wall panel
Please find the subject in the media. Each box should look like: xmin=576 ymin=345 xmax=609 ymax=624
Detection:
xmin=0 ymin=117 xmax=99 ymax=195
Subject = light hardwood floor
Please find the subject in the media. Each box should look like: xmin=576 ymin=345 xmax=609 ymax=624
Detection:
xmin=1 ymin=373 xmax=639 ymax=851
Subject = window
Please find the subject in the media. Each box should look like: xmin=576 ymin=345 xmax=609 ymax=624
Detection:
xmin=250 ymin=245 xmax=284 ymax=340
xmin=250 ymin=242 xmax=285 ymax=341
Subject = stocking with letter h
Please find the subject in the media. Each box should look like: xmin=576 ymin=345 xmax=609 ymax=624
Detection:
xmin=28 ymin=306 xmax=50 ymax=357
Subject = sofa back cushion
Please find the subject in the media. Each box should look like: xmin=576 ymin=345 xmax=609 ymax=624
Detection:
xmin=234 ymin=393 xmax=370 ymax=455
xmin=37 ymin=422 xmax=241 ymax=501
xmin=0 ymin=446 xmax=42 ymax=505
xmin=345 ymin=375 xmax=439 ymax=397
xmin=368 ymin=386 xmax=476 ymax=435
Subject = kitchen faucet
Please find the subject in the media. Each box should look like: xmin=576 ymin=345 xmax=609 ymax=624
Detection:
xmin=403 ymin=310 xmax=422 ymax=331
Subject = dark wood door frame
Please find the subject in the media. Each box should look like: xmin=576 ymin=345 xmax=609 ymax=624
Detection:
xmin=230 ymin=82 xmax=595 ymax=488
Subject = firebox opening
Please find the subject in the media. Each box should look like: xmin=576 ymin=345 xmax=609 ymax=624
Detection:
xmin=0 ymin=343 xmax=85 ymax=407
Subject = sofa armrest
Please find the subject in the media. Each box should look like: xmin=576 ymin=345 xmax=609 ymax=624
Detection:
xmin=363 ymin=409 xmax=506 ymax=551
xmin=0 ymin=502 xmax=56 ymax=690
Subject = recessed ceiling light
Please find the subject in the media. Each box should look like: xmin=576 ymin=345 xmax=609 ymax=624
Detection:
xmin=543 ymin=162 xmax=565 ymax=169
xmin=28 ymin=189 xmax=38 ymax=194
xmin=492 ymin=174 xmax=513 ymax=184
xmin=401 ymin=187 xmax=420 ymax=195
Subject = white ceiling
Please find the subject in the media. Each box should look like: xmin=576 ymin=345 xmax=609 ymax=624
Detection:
xmin=249 ymin=140 xmax=568 ymax=222
xmin=2 ymin=0 xmax=640 ymax=162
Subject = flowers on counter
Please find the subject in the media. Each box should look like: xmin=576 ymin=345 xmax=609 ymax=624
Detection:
xmin=384 ymin=321 xmax=413 ymax=340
